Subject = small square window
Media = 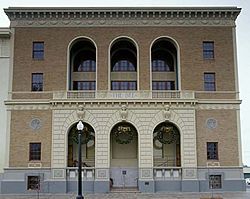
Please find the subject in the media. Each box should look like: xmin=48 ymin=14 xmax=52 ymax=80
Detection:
xmin=33 ymin=42 xmax=44 ymax=60
xmin=203 ymin=41 xmax=214 ymax=59
xmin=209 ymin=175 xmax=222 ymax=189
xmin=32 ymin=73 xmax=43 ymax=91
xmin=207 ymin=142 xmax=218 ymax=160
xmin=29 ymin=143 xmax=41 ymax=161
xmin=27 ymin=176 xmax=40 ymax=190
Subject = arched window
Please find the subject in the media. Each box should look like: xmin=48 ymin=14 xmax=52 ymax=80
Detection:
xmin=111 ymin=40 xmax=137 ymax=72
xmin=113 ymin=60 xmax=135 ymax=71
xmin=110 ymin=38 xmax=137 ymax=90
xmin=69 ymin=38 xmax=96 ymax=90
xmin=74 ymin=50 xmax=96 ymax=72
xmin=151 ymin=38 xmax=178 ymax=90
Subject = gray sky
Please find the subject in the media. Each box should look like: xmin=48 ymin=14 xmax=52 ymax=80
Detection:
xmin=1 ymin=0 xmax=250 ymax=165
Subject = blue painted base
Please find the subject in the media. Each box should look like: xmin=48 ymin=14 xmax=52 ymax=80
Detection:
xmin=94 ymin=180 xmax=109 ymax=193
xmin=138 ymin=180 xmax=154 ymax=192
xmin=181 ymin=180 xmax=199 ymax=192
xmin=155 ymin=180 xmax=181 ymax=192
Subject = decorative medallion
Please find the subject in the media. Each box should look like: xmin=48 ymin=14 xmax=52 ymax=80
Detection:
xmin=30 ymin=118 xmax=42 ymax=130
xmin=206 ymin=118 xmax=217 ymax=129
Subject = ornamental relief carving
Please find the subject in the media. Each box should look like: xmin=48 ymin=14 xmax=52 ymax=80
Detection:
xmin=14 ymin=18 xmax=235 ymax=27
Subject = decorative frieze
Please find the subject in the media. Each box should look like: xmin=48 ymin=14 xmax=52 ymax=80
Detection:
xmin=4 ymin=7 xmax=240 ymax=27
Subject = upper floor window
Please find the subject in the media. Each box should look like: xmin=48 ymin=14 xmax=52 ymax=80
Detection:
xmin=113 ymin=60 xmax=135 ymax=71
xmin=152 ymin=81 xmax=175 ymax=90
xmin=73 ymin=81 xmax=96 ymax=90
xmin=111 ymin=81 xmax=137 ymax=90
xmin=76 ymin=60 xmax=96 ymax=72
xmin=152 ymin=59 xmax=174 ymax=72
xmin=204 ymin=73 xmax=216 ymax=91
xmin=203 ymin=41 xmax=214 ymax=59
xmin=29 ymin=143 xmax=41 ymax=161
xmin=32 ymin=73 xmax=43 ymax=91
xmin=33 ymin=42 xmax=44 ymax=60
xmin=111 ymin=39 xmax=137 ymax=72
xmin=207 ymin=142 xmax=218 ymax=160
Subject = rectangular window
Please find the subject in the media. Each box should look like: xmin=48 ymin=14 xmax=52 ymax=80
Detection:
xmin=203 ymin=41 xmax=214 ymax=59
xmin=27 ymin=176 xmax=40 ymax=190
xmin=32 ymin=73 xmax=43 ymax=91
xmin=152 ymin=81 xmax=175 ymax=90
xmin=207 ymin=142 xmax=218 ymax=160
xmin=73 ymin=81 xmax=96 ymax=90
xmin=209 ymin=175 xmax=222 ymax=189
xmin=204 ymin=73 xmax=216 ymax=91
xmin=29 ymin=143 xmax=41 ymax=161
xmin=33 ymin=42 xmax=44 ymax=59
xmin=111 ymin=81 xmax=137 ymax=90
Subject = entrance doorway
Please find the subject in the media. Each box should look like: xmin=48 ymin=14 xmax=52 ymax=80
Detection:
xmin=110 ymin=122 xmax=138 ymax=188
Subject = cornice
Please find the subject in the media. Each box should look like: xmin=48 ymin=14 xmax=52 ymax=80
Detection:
xmin=0 ymin=28 xmax=11 ymax=37
xmin=4 ymin=7 xmax=241 ymax=28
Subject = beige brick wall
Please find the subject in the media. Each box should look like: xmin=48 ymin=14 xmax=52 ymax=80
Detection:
xmin=12 ymin=26 xmax=235 ymax=93
xmin=196 ymin=109 xmax=239 ymax=166
xmin=9 ymin=110 xmax=52 ymax=167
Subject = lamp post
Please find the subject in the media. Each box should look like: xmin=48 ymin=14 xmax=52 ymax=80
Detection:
xmin=76 ymin=120 xmax=84 ymax=199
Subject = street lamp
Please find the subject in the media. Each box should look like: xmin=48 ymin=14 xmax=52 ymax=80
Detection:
xmin=76 ymin=120 xmax=84 ymax=199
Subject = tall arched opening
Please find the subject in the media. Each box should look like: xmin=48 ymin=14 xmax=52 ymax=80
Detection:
xmin=153 ymin=122 xmax=181 ymax=167
xmin=110 ymin=122 xmax=138 ymax=188
xmin=68 ymin=38 xmax=97 ymax=91
xmin=151 ymin=38 xmax=179 ymax=91
xmin=110 ymin=37 xmax=138 ymax=90
xmin=67 ymin=122 xmax=95 ymax=167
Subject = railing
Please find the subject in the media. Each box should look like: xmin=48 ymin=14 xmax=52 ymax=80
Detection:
xmin=7 ymin=90 xmax=239 ymax=101
xmin=66 ymin=167 xmax=95 ymax=180
xmin=53 ymin=90 xmax=195 ymax=100
xmin=153 ymin=167 xmax=182 ymax=180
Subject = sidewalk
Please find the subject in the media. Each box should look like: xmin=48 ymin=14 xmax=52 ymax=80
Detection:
xmin=0 ymin=192 xmax=250 ymax=199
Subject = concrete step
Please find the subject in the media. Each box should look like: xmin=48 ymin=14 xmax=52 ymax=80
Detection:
xmin=110 ymin=187 xmax=139 ymax=193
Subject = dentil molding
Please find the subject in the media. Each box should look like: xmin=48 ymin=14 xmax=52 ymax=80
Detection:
xmin=4 ymin=7 xmax=241 ymax=27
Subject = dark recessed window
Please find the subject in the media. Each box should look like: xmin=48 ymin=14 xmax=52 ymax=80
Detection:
xmin=209 ymin=175 xmax=222 ymax=189
xmin=112 ymin=60 xmax=136 ymax=72
xmin=76 ymin=60 xmax=96 ymax=72
xmin=29 ymin=143 xmax=41 ymax=161
xmin=27 ymin=176 xmax=40 ymax=190
xmin=203 ymin=41 xmax=214 ymax=59
xmin=33 ymin=42 xmax=44 ymax=60
xmin=32 ymin=73 xmax=43 ymax=91
xmin=204 ymin=73 xmax=216 ymax=91
xmin=207 ymin=142 xmax=218 ymax=160
xmin=73 ymin=81 xmax=96 ymax=90
xmin=152 ymin=60 xmax=174 ymax=72
xmin=111 ymin=81 xmax=137 ymax=90
xmin=152 ymin=81 xmax=175 ymax=90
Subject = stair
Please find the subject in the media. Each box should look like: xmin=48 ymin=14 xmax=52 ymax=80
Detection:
xmin=110 ymin=187 xmax=139 ymax=193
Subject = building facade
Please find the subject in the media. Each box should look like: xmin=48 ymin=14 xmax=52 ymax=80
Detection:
xmin=0 ymin=7 xmax=245 ymax=193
